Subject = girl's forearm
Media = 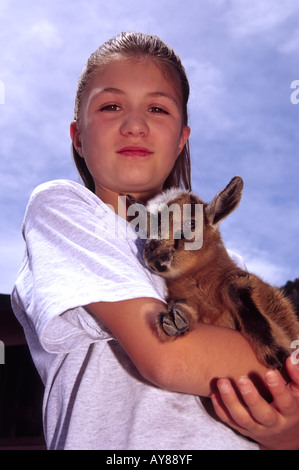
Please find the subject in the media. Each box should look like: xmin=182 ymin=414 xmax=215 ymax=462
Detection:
xmin=150 ymin=323 xmax=271 ymax=398
xmin=89 ymin=298 xmax=271 ymax=398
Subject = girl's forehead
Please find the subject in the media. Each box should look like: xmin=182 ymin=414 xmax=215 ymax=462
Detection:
xmin=85 ymin=57 xmax=182 ymax=101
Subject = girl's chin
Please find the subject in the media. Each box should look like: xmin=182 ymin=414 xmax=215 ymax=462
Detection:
xmin=118 ymin=177 xmax=164 ymax=192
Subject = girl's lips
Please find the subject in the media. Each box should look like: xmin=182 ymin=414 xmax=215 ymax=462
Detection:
xmin=117 ymin=147 xmax=154 ymax=157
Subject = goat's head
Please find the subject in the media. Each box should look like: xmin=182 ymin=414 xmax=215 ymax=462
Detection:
xmin=128 ymin=176 xmax=243 ymax=278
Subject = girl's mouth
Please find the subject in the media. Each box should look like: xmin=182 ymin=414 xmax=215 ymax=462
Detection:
xmin=117 ymin=147 xmax=154 ymax=157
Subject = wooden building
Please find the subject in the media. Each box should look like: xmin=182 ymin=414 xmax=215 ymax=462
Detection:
xmin=0 ymin=294 xmax=45 ymax=450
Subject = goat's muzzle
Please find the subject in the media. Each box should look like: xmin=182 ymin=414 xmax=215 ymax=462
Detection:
xmin=143 ymin=240 xmax=173 ymax=274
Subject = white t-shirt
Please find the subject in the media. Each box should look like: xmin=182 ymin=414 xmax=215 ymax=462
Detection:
xmin=11 ymin=179 xmax=258 ymax=450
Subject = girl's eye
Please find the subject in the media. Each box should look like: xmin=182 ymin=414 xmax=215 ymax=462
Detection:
xmin=100 ymin=104 xmax=120 ymax=112
xmin=149 ymin=107 xmax=169 ymax=114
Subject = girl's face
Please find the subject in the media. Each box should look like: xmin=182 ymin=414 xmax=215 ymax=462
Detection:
xmin=70 ymin=58 xmax=190 ymax=207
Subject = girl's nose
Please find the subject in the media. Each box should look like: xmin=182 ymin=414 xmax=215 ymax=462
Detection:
xmin=120 ymin=113 xmax=149 ymax=137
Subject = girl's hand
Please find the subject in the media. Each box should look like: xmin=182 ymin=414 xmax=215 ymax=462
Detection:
xmin=211 ymin=356 xmax=299 ymax=450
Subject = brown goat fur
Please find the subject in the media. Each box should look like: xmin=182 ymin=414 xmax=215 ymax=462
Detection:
xmin=141 ymin=176 xmax=299 ymax=369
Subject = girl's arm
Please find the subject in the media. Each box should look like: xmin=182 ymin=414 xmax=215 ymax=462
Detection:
xmin=89 ymin=297 xmax=299 ymax=449
xmin=88 ymin=297 xmax=269 ymax=397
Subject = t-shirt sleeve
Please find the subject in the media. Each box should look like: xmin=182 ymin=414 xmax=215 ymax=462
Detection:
xmin=12 ymin=181 xmax=165 ymax=353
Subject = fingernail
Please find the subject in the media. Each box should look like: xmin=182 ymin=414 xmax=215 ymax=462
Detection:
xmin=238 ymin=376 xmax=253 ymax=395
xmin=265 ymin=371 xmax=280 ymax=386
xmin=218 ymin=379 xmax=231 ymax=394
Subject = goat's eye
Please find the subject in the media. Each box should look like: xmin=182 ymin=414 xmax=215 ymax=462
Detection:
xmin=183 ymin=219 xmax=197 ymax=230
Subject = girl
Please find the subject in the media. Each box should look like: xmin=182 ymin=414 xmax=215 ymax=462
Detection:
xmin=12 ymin=32 xmax=299 ymax=450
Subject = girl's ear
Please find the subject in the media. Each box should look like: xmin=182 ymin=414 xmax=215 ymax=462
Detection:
xmin=178 ymin=125 xmax=191 ymax=155
xmin=70 ymin=120 xmax=84 ymax=157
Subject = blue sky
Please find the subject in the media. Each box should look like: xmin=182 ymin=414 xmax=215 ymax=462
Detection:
xmin=1 ymin=0 xmax=299 ymax=293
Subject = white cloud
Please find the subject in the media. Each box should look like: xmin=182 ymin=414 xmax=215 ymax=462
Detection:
xmin=279 ymin=28 xmax=299 ymax=54
xmin=0 ymin=0 xmax=298 ymax=293
xmin=0 ymin=0 xmax=9 ymax=17
xmin=185 ymin=58 xmax=233 ymax=138
xmin=222 ymin=219 xmax=295 ymax=287
xmin=224 ymin=0 xmax=299 ymax=37
xmin=244 ymin=254 xmax=290 ymax=287
xmin=28 ymin=20 xmax=62 ymax=48
xmin=221 ymin=192 xmax=299 ymax=287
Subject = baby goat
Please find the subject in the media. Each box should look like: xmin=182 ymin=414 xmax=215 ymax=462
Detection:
xmin=141 ymin=176 xmax=299 ymax=369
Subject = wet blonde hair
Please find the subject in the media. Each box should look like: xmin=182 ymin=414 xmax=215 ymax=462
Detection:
xmin=72 ymin=32 xmax=191 ymax=193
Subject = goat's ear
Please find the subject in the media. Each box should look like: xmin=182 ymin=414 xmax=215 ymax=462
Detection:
xmin=205 ymin=176 xmax=243 ymax=229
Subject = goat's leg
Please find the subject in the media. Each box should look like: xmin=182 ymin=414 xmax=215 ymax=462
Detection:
xmin=156 ymin=300 xmax=197 ymax=339
xmin=229 ymin=284 xmax=290 ymax=369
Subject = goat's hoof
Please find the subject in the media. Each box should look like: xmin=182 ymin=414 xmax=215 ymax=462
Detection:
xmin=161 ymin=309 xmax=189 ymax=337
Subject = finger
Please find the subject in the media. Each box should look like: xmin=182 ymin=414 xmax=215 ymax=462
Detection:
xmin=265 ymin=370 xmax=299 ymax=414
xmin=210 ymin=391 xmax=251 ymax=436
xmin=237 ymin=376 xmax=277 ymax=427
xmin=210 ymin=393 xmax=232 ymax=423
xmin=216 ymin=378 xmax=256 ymax=430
